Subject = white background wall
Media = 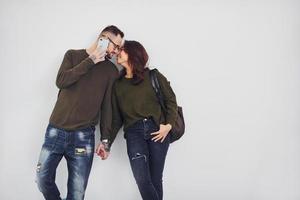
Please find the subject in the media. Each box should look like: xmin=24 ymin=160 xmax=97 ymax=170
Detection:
xmin=0 ymin=0 xmax=299 ymax=199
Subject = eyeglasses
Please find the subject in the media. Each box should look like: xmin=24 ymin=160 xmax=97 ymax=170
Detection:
xmin=107 ymin=37 xmax=121 ymax=51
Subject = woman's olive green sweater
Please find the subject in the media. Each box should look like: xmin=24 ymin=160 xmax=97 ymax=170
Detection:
xmin=108 ymin=69 xmax=178 ymax=146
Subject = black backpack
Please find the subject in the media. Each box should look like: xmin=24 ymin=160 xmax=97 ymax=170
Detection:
xmin=149 ymin=69 xmax=185 ymax=143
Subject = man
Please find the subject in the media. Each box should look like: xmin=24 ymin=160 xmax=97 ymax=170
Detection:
xmin=36 ymin=25 xmax=124 ymax=200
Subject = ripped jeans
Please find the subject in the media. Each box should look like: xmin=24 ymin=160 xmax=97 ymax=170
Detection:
xmin=125 ymin=118 xmax=170 ymax=200
xmin=36 ymin=124 xmax=95 ymax=200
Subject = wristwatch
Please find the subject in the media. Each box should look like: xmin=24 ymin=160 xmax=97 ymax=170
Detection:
xmin=101 ymin=139 xmax=110 ymax=152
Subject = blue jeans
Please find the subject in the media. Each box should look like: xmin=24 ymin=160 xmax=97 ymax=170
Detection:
xmin=125 ymin=118 xmax=170 ymax=200
xmin=36 ymin=124 xmax=95 ymax=200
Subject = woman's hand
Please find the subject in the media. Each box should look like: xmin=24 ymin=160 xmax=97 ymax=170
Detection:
xmin=95 ymin=143 xmax=110 ymax=160
xmin=151 ymin=124 xmax=172 ymax=143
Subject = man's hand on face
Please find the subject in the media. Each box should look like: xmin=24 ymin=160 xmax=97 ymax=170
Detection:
xmin=89 ymin=48 xmax=106 ymax=64
xmin=87 ymin=33 xmax=123 ymax=62
xmin=95 ymin=143 xmax=110 ymax=160
xmin=102 ymin=32 xmax=123 ymax=58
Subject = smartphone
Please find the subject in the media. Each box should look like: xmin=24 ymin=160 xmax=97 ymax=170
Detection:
xmin=97 ymin=38 xmax=109 ymax=51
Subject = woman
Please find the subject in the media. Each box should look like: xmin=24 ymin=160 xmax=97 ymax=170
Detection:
xmin=110 ymin=40 xmax=178 ymax=200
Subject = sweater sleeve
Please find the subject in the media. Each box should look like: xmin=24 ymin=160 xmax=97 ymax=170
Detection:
xmin=156 ymin=71 xmax=178 ymax=128
xmin=108 ymin=82 xmax=124 ymax=147
xmin=99 ymin=70 xmax=119 ymax=142
xmin=56 ymin=50 xmax=94 ymax=89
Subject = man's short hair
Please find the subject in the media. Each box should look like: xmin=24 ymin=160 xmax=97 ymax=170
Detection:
xmin=101 ymin=25 xmax=124 ymax=38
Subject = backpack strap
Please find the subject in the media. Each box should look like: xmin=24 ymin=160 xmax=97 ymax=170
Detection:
xmin=149 ymin=69 xmax=167 ymax=114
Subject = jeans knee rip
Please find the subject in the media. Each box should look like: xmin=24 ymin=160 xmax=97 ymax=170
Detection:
xmin=131 ymin=153 xmax=147 ymax=162
xmin=36 ymin=148 xmax=50 ymax=173
xmin=36 ymin=163 xmax=42 ymax=173
xmin=75 ymin=145 xmax=93 ymax=155
xmin=75 ymin=147 xmax=87 ymax=155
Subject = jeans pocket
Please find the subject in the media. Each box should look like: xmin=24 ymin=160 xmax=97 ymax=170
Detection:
xmin=145 ymin=123 xmax=159 ymax=140
xmin=87 ymin=126 xmax=95 ymax=133
xmin=42 ymin=126 xmax=59 ymax=150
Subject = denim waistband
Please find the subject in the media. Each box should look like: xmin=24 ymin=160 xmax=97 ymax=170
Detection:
xmin=126 ymin=117 xmax=157 ymax=130
xmin=48 ymin=124 xmax=95 ymax=133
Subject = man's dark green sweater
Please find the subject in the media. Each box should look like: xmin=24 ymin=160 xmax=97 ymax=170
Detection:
xmin=49 ymin=49 xmax=119 ymax=140
xmin=109 ymin=69 xmax=178 ymax=146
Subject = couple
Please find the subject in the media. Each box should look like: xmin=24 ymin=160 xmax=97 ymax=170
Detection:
xmin=36 ymin=25 xmax=178 ymax=200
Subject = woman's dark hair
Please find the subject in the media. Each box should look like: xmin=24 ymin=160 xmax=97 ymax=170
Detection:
xmin=121 ymin=40 xmax=149 ymax=84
